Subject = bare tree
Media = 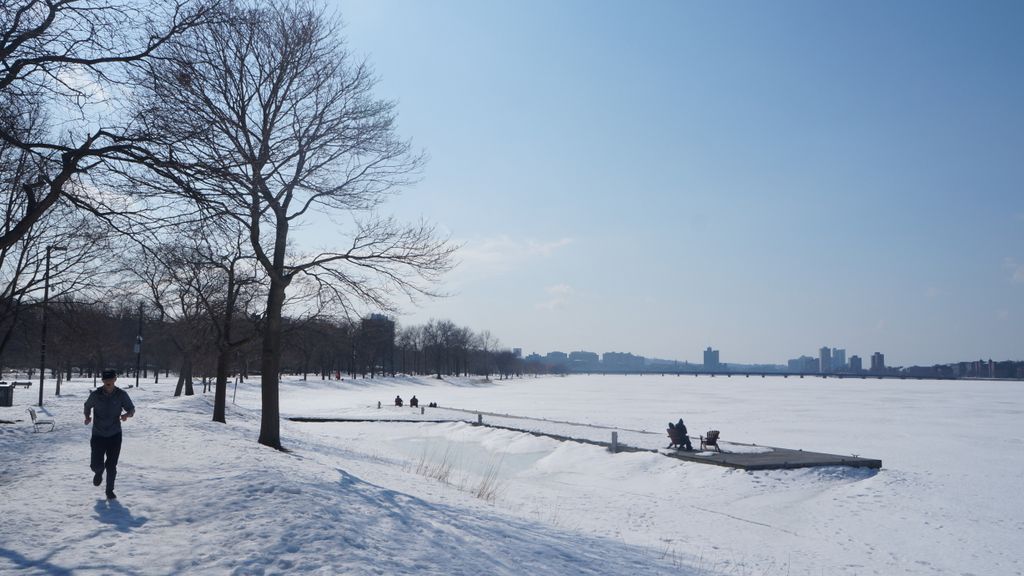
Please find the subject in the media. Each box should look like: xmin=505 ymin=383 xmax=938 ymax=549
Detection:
xmin=1 ymin=113 xmax=114 ymax=373
xmin=494 ymin=350 xmax=519 ymax=380
xmin=155 ymin=221 xmax=263 ymax=419
xmin=0 ymin=0 xmax=217 ymax=250
xmin=130 ymin=0 xmax=454 ymax=449
xmin=422 ymin=319 xmax=462 ymax=379
xmin=395 ymin=324 xmax=422 ymax=375
xmin=117 ymin=220 xmax=264 ymax=415
xmin=119 ymin=239 xmax=209 ymax=396
xmin=474 ymin=330 xmax=499 ymax=378
xmin=0 ymin=203 xmax=110 ymax=364
xmin=51 ymin=299 xmax=121 ymax=382
xmin=201 ymin=229 xmax=264 ymax=423
xmin=280 ymin=317 xmax=348 ymax=380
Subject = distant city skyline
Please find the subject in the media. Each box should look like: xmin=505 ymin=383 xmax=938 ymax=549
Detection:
xmin=521 ymin=345 xmax=910 ymax=370
xmin=518 ymin=346 xmax=1021 ymax=378
xmin=309 ymin=1 xmax=1024 ymax=367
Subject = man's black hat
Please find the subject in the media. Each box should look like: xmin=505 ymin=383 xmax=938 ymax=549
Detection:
xmin=101 ymin=369 xmax=117 ymax=380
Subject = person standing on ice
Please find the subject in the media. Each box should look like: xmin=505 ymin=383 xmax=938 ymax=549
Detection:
xmin=84 ymin=370 xmax=135 ymax=500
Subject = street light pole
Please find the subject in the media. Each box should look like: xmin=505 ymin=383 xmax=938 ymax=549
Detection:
xmin=134 ymin=303 xmax=143 ymax=389
xmin=39 ymin=245 xmax=66 ymax=407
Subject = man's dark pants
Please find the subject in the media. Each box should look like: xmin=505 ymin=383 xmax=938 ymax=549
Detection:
xmin=90 ymin=433 xmax=122 ymax=491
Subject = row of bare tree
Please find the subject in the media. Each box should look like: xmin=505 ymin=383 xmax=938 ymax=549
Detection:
xmin=1 ymin=0 xmax=456 ymax=449
xmin=1 ymin=305 xmax=526 ymax=392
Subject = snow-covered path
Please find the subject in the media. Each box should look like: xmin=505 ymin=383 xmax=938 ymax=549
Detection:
xmin=1 ymin=381 xmax=683 ymax=575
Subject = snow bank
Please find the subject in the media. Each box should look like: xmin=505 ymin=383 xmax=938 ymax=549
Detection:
xmin=3 ymin=373 xmax=1023 ymax=575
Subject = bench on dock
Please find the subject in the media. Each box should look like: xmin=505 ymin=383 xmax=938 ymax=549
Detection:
xmin=666 ymin=426 xmax=683 ymax=449
xmin=27 ymin=407 xmax=54 ymax=432
xmin=700 ymin=430 xmax=722 ymax=452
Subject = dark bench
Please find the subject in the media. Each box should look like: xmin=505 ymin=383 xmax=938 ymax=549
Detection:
xmin=11 ymin=381 xmax=32 ymax=388
xmin=666 ymin=426 xmax=683 ymax=448
xmin=700 ymin=430 xmax=722 ymax=452
xmin=666 ymin=426 xmax=693 ymax=450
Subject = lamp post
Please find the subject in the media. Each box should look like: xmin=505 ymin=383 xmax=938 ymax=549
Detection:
xmin=134 ymin=303 xmax=143 ymax=388
xmin=39 ymin=245 xmax=66 ymax=407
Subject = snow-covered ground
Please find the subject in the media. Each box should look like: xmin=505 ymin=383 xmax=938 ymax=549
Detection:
xmin=2 ymin=373 xmax=1022 ymax=575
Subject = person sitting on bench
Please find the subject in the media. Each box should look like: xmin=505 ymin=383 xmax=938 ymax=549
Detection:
xmin=675 ymin=418 xmax=693 ymax=451
xmin=667 ymin=422 xmax=682 ymax=448
xmin=394 ymin=395 xmax=403 ymax=407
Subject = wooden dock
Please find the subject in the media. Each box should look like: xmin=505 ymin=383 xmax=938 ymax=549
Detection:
xmin=290 ymin=415 xmax=882 ymax=471
xmin=659 ymin=445 xmax=881 ymax=470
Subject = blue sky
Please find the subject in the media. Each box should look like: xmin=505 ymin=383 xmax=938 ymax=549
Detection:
xmin=321 ymin=0 xmax=1024 ymax=366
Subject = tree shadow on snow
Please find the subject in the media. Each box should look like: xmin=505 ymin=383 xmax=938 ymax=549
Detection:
xmin=330 ymin=469 xmax=682 ymax=575
xmin=0 ymin=547 xmax=74 ymax=576
xmin=0 ymin=545 xmax=148 ymax=576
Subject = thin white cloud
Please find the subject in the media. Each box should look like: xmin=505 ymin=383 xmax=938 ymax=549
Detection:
xmin=531 ymin=238 xmax=574 ymax=257
xmin=53 ymin=66 xmax=113 ymax=121
xmin=63 ymin=66 xmax=106 ymax=96
xmin=1003 ymin=257 xmax=1024 ymax=284
xmin=459 ymin=235 xmax=574 ymax=273
xmin=546 ymin=283 xmax=573 ymax=295
xmin=536 ymin=283 xmax=574 ymax=310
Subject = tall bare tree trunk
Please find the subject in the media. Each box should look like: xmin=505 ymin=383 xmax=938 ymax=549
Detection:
xmin=175 ymin=356 xmax=194 ymax=396
xmin=213 ymin=346 xmax=229 ymax=423
xmin=213 ymin=264 xmax=243 ymax=423
xmin=258 ymin=280 xmax=286 ymax=449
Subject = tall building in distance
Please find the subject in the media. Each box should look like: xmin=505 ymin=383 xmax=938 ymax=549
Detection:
xmin=545 ymin=351 xmax=569 ymax=366
xmin=602 ymin=352 xmax=645 ymax=372
xmin=832 ymin=348 xmax=846 ymax=371
xmin=849 ymin=355 xmax=863 ymax=373
xmin=703 ymin=347 xmax=720 ymax=369
xmin=568 ymin=350 xmax=600 ymax=371
xmin=819 ymin=346 xmax=832 ymax=373
xmin=788 ymin=355 xmax=818 ymax=373
xmin=871 ymin=352 xmax=886 ymax=373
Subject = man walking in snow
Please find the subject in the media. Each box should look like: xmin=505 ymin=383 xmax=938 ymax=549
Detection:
xmin=84 ymin=370 xmax=135 ymax=500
